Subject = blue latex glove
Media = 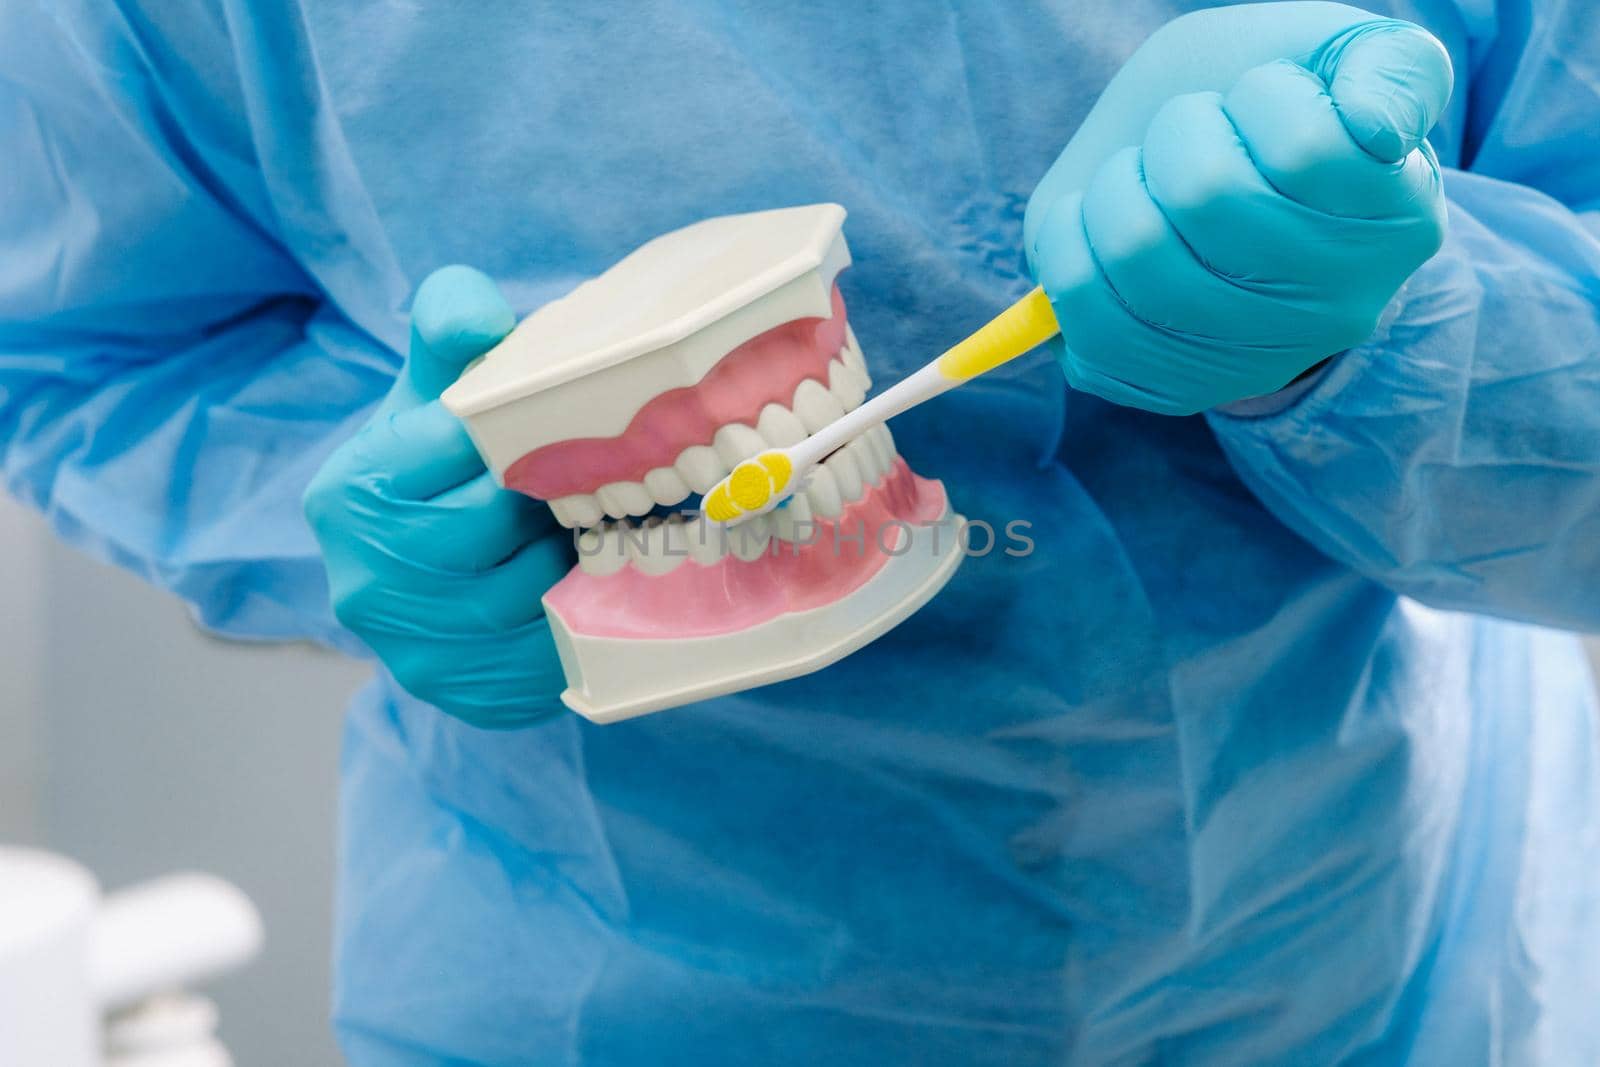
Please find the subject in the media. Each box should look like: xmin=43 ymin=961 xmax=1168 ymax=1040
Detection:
xmin=304 ymin=267 xmax=571 ymax=728
xmin=1026 ymin=6 xmax=1455 ymax=416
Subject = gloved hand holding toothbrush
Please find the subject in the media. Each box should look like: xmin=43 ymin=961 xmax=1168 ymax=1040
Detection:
xmin=706 ymin=6 xmax=1456 ymax=523
xmin=1025 ymin=4 xmax=1454 ymax=416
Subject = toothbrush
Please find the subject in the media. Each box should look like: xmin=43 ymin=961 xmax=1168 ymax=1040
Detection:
xmin=703 ymin=285 xmax=1061 ymax=525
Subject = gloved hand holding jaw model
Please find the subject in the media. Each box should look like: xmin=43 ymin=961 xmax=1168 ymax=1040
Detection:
xmin=1026 ymin=10 xmax=1454 ymax=414
xmin=311 ymin=208 xmax=965 ymax=726
xmin=303 ymin=267 xmax=572 ymax=728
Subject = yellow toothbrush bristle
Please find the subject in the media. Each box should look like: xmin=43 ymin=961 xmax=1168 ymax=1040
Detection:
xmin=757 ymin=451 xmax=793 ymax=488
xmin=729 ymin=460 xmax=773 ymax=511
xmin=704 ymin=484 xmax=739 ymax=522
xmin=707 ymin=451 xmax=794 ymax=523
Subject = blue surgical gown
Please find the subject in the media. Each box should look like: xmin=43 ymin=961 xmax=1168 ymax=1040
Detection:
xmin=3 ymin=2 xmax=1598 ymax=1063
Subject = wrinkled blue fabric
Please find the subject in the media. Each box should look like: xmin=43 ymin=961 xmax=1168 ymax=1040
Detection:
xmin=2 ymin=1 xmax=1598 ymax=1064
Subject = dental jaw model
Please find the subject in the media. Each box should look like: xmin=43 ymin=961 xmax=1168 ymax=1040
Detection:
xmin=443 ymin=204 xmax=964 ymax=723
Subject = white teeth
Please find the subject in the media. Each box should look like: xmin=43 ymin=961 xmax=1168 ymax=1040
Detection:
xmin=675 ymin=445 xmax=725 ymax=494
xmin=842 ymin=359 xmax=873 ymax=400
xmin=662 ymin=517 xmax=694 ymax=566
xmin=643 ymin=466 xmax=690 ymax=507
xmin=623 ymin=519 xmax=660 ymax=574
xmin=756 ymin=403 xmax=808 ymax=447
xmin=846 ymin=437 xmax=882 ymax=487
xmin=824 ymin=447 xmax=863 ymax=503
xmin=802 ymin=463 xmax=844 ymax=518
xmin=628 ymin=516 xmax=685 ymax=576
xmin=872 ymin=424 xmax=897 ymax=470
xmin=828 ymin=358 xmax=867 ymax=410
xmin=714 ymin=423 xmax=766 ymax=468
xmin=549 ymin=493 xmax=603 ymax=529
xmin=726 ymin=515 xmax=772 ymax=562
xmin=561 ymin=336 xmax=888 ymax=534
xmin=793 ymin=379 xmax=845 ymax=433
xmin=842 ymin=327 xmax=871 ymax=387
xmin=686 ymin=515 xmax=723 ymax=565
xmin=595 ymin=484 xmax=626 ymax=517
xmin=569 ymin=419 xmax=901 ymax=565
xmin=769 ymin=491 xmax=815 ymax=543
xmin=576 ymin=522 xmax=629 ymax=577
xmin=576 ymin=512 xmax=785 ymax=570
xmin=597 ymin=480 xmax=654 ymax=519
xmin=873 ymin=430 xmax=895 ymax=472
xmin=613 ymin=521 xmax=648 ymax=567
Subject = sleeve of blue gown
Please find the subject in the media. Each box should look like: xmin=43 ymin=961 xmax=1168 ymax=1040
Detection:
xmin=1208 ymin=0 xmax=1600 ymax=634
xmin=0 ymin=4 xmax=394 ymax=650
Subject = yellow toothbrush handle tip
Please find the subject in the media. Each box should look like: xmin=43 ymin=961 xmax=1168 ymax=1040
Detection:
xmin=936 ymin=286 xmax=1060 ymax=382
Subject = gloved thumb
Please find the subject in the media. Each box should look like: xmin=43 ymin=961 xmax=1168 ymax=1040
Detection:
xmin=1307 ymin=20 xmax=1453 ymax=163
xmin=382 ymin=265 xmax=516 ymax=415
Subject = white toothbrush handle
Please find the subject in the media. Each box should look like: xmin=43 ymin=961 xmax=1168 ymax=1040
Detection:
xmin=697 ymin=286 xmax=1061 ymax=524
xmin=790 ymin=362 xmax=954 ymax=469
xmin=789 ymin=287 xmax=1060 ymax=470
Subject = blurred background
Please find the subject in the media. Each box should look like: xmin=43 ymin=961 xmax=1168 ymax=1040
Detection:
xmin=0 ymin=499 xmax=362 ymax=1066
xmin=2 ymin=495 xmax=1596 ymax=1066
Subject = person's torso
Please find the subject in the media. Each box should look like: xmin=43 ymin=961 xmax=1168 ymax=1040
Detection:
xmin=202 ymin=3 xmax=1596 ymax=1061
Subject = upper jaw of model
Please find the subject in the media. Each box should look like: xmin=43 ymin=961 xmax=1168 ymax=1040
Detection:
xmin=443 ymin=204 xmax=964 ymax=723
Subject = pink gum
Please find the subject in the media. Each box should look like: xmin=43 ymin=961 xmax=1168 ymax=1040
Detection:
xmin=544 ymin=460 xmax=948 ymax=639
xmin=505 ymin=286 xmax=850 ymax=501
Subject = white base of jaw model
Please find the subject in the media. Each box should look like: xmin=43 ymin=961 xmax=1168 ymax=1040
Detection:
xmin=550 ymin=510 xmax=964 ymax=722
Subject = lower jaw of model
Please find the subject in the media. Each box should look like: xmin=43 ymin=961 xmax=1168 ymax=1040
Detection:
xmin=443 ymin=206 xmax=964 ymax=723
